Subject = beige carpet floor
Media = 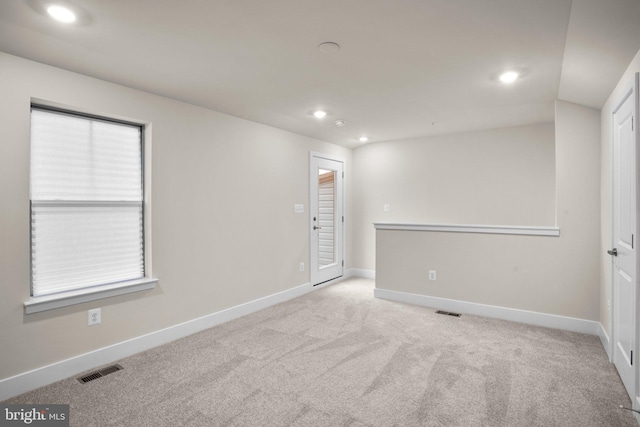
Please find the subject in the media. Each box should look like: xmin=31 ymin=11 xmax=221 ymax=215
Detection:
xmin=4 ymin=278 xmax=638 ymax=426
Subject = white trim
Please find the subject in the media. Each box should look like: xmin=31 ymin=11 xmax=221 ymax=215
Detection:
xmin=599 ymin=322 xmax=612 ymax=360
xmin=346 ymin=268 xmax=376 ymax=279
xmin=2 ymin=281 xmax=314 ymax=401
xmin=143 ymin=123 xmax=154 ymax=296
xmin=373 ymin=222 xmax=560 ymax=237
xmin=309 ymin=151 xmax=344 ymax=162
xmin=374 ymin=287 xmax=600 ymax=335
xmin=24 ymin=278 xmax=158 ymax=314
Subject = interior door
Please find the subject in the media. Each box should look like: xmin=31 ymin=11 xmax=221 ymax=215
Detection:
xmin=310 ymin=153 xmax=344 ymax=286
xmin=610 ymin=73 xmax=638 ymax=401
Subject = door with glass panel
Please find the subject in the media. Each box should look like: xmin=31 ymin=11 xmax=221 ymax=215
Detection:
xmin=310 ymin=153 xmax=344 ymax=285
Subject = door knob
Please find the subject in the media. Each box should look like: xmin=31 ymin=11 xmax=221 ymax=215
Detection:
xmin=313 ymin=225 xmax=322 ymax=230
xmin=607 ymin=248 xmax=618 ymax=256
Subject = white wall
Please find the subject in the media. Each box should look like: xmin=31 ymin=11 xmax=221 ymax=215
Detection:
xmin=352 ymin=123 xmax=557 ymax=271
xmin=0 ymin=52 xmax=352 ymax=381
xmin=600 ymin=47 xmax=640 ymax=332
xmin=0 ymin=44 xmax=611 ymax=392
xmin=370 ymin=102 xmax=601 ymax=321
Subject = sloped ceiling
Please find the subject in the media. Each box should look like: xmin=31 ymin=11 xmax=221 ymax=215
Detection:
xmin=0 ymin=0 xmax=638 ymax=148
xmin=559 ymin=0 xmax=640 ymax=109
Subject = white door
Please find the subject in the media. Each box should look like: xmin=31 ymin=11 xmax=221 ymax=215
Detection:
xmin=610 ymin=73 xmax=638 ymax=400
xmin=310 ymin=153 xmax=344 ymax=285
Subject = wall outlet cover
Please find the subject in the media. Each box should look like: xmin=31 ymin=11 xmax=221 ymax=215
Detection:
xmin=88 ymin=308 xmax=101 ymax=326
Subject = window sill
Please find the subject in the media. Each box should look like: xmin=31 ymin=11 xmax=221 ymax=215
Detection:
xmin=24 ymin=278 xmax=158 ymax=314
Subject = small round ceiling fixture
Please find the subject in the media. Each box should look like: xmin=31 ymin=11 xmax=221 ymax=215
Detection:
xmin=46 ymin=4 xmax=76 ymax=23
xmin=318 ymin=42 xmax=340 ymax=54
xmin=498 ymin=70 xmax=519 ymax=84
xmin=28 ymin=0 xmax=91 ymax=25
xmin=491 ymin=68 xmax=528 ymax=84
xmin=334 ymin=119 xmax=346 ymax=127
xmin=313 ymin=110 xmax=327 ymax=119
xmin=359 ymin=136 xmax=369 ymax=143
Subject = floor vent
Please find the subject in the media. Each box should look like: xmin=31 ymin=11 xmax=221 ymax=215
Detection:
xmin=77 ymin=364 xmax=123 ymax=384
xmin=436 ymin=310 xmax=461 ymax=317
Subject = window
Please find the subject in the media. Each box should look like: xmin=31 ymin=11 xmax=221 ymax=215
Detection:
xmin=27 ymin=106 xmax=154 ymax=312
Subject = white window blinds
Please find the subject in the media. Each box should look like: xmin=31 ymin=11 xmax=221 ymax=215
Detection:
xmin=30 ymin=108 xmax=144 ymax=297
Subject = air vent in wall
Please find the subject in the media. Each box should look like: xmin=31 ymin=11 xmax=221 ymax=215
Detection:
xmin=436 ymin=310 xmax=461 ymax=317
xmin=77 ymin=364 xmax=123 ymax=384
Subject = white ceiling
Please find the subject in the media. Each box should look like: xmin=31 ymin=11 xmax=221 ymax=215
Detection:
xmin=0 ymin=0 xmax=639 ymax=148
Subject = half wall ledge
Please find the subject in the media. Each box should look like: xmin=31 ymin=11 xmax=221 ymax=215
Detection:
xmin=373 ymin=223 xmax=560 ymax=237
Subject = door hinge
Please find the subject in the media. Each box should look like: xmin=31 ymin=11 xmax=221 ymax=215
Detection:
xmin=632 ymin=116 xmax=634 ymax=131
xmin=632 ymin=350 xmax=634 ymax=365
xmin=342 ymin=260 xmax=344 ymax=267
xmin=342 ymin=216 xmax=344 ymax=223
xmin=633 ymin=234 xmax=635 ymax=249
xmin=342 ymin=171 xmax=344 ymax=178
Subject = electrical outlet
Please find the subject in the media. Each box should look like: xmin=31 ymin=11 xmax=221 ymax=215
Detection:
xmin=300 ymin=262 xmax=305 ymax=272
xmin=429 ymin=270 xmax=437 ymax=281
xmin=88 ymin=308 xmax=101 ymax=326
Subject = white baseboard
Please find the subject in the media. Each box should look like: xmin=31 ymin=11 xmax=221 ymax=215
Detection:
xmin=2 ymin=277 xmax=606 ymax=402
xmin=598 ymin=322 xmax=611 ymax=360
xmin=346 ymin=268 xmax=376 ymax=279
xmin=374 ymin=288 xmax=601 ymax=336
xmin=0 ymin=281 xmax=314 ymax=402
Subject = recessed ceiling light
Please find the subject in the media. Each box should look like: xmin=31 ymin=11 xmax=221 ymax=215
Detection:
xmin=46 ymin=4 xmax=77 ymax=23
xmin=499 ymin=71 xmax=519 ymax=84
xmin=359 ymin=136 xmax=369 ymax=143
xmin=334 ymin=119 xmax=346 ymax=127
xmin=313 ymin=110 xmax=327 ymax=119
xmin=318 ymin=42 xmax=340 ymax=54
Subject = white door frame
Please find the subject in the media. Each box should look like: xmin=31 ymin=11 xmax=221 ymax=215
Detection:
xmin=609 ymin=72 xmax=639 ymax=407
xmin=309 ymin=151 xmax=345 ymax=286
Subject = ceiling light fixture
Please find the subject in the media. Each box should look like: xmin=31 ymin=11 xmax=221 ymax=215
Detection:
xmin=359 ymin=136 xmax=369 ymax=143
xmin=334 ymin=119 xmax=346 ymax=127
xmin=313 ymin=110 xmax=327 ymax=119
xmin=46 ymin=4 xmax=77 ymax=23
xmin=318 ymin=42 xmax=340 ymax=54
xmin=499 ymin=70 xmax=519 ymax=84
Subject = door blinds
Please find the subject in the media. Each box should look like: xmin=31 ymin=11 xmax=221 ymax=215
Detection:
xmin=30 ymin=108 xmax=144 ymax=297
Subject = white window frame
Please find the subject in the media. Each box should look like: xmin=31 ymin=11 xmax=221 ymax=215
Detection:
xmin=24 ymin=104 xmax=156 ymax=314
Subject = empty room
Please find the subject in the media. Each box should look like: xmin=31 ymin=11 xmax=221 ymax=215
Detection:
xmin=2 ymin=0 xmax=640 ymax=426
